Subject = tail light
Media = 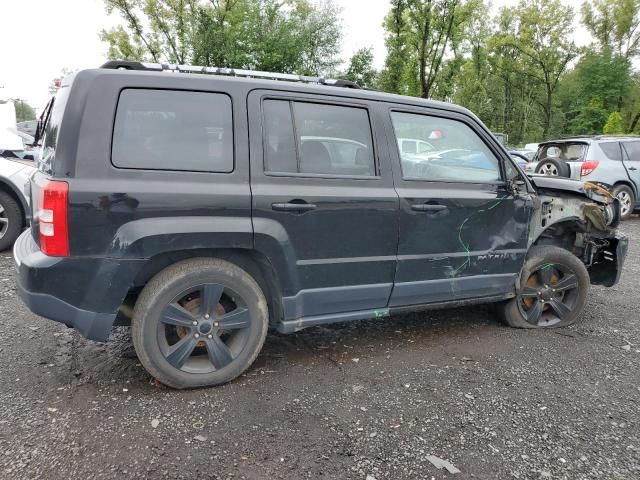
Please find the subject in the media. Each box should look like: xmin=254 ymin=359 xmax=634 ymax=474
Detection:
xmin=581 ymin=160 xmax=599 ymax=176
xmin=38 ymin=180 xmax=69 ymax=256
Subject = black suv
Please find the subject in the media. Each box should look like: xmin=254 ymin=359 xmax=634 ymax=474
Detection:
xmin=14 ymin=62 xmax=628 ymax=388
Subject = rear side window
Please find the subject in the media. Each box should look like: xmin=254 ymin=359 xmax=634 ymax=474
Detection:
xmin=112 ymin=89 xmax=233 ymax=172
xmin=263 ymin=99 xmax=376 ymax=176
xmin=599 ymin=142 xmax=622 ymax=161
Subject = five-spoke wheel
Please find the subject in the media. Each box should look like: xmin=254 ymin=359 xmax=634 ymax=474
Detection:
xmin=500 ymin=246 xmax=589 ymax=329
xmin=132 ymin=258 xmax=268 ymax=389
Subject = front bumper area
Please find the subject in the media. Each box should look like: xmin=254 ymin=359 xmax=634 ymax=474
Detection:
xmin=13 ymin=230 xmax=144 ymax=341
xmin=588 ymin=233 xmax=629 ymax=287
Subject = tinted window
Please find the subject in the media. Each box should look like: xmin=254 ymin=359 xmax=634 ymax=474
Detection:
xmin=263 ymin=100 xmax=376 ymax=176
xmin=112 ymin=89 xmax=233 ymax=172
xmin=600 ymin=142 xmax=622 ymax=161
xmin=622 ymin=141 xmax=640 ymax=161
xmin=390 ymin=112 xmax=501 ymax=183
xmin=263 ymin=100 xmax=297 ymax=172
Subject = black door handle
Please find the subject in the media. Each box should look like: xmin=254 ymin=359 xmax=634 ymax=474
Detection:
xmin=272 ymin=202 xmax=317 ymax=212
xmin=411 ymin=203 xmax=447 ymax=212
xmin=629 ymin=166 xmax=638 ymax=171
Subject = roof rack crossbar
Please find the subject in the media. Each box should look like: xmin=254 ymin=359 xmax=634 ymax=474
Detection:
xmin=100 ymin=60 xmax=361 ymax=89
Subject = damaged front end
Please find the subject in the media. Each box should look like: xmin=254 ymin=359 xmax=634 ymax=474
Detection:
xmin=529 ymin=176 xmax=629 ymax=287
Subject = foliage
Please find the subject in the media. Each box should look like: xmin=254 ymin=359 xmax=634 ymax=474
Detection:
xmin=100 ymin=0 xmax=640 ymax=146
xmin=603 ymin=111 xmax=624 ymax=134
xmin=581 ymin=0 xmax=640 ymax=59
xmin=13 ymin=100 xmax=36 ymax=123
xmin=342 ymin=48 xmax=378 ymax=89
xmin=101 ymin=0 xmax=342 ymax=75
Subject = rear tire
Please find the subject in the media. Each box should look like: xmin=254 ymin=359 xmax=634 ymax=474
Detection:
xmin=500 ymin=246 xmax=590 ymax=329
xmin=612 ymin=184 xmax=635 ymax=220
xmin=132 ymin=258 xmax=269 ymax=389
xmin=0 ymin=190 xmax=23 ymax=251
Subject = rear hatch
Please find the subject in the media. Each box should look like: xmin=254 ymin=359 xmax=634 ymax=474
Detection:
xmin=527 ymin=141 xmax=589 ymax=179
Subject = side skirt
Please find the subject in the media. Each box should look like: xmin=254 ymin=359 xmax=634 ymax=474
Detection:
xmin=275 ymin=292 xmax=515 ymax=334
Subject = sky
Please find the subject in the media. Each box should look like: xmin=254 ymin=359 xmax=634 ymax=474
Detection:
xmin=1 ymin=0 xmax=593 ymax=112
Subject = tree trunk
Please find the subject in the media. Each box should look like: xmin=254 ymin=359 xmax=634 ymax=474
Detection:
xmin=543 ymin=88 xmax=552 ymax=139
xmin=629 ymin=111 xmax=640 ymax=134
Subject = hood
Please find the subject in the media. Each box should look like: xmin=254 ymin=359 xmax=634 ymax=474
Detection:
xmin=529 ymin=175 xmax=613 ymax=205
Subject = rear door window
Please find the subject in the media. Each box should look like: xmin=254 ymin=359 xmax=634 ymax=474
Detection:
xmin=263 ymin=99 xmax=376 ymax=177
xmin=622 ymin=141 xmax=640 ymax=161
xmin=112 ymin=89 xmax=233 ymax=172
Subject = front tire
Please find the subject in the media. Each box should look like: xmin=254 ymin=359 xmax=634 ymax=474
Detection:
xmin=500 ymin=246 xmax=590 ymax=329
xmin=0 ymin=190 xmax=23 ymax=251
xmin=132 ymin=258 xmax=269 ymax=389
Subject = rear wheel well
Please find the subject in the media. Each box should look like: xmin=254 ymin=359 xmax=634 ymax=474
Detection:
xmin=118 ymin=249 xmax=283 ymax=328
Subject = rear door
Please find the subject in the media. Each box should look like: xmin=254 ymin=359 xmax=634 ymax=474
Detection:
xmin=248 ymin=90 xmax=399 ymax=320
xmin=621 ymin=141 xmax=640 ymax=202
xmin=383 ymin=106 xmax=533 ymax=306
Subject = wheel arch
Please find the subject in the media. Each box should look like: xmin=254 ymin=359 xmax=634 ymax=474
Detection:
xmin=612 ymin=180 xmax=637 ymax=199
xmin=120 ymin=248 xmax=284 ymax=327
xmin=529 ymin=217 xmax=585 ymax=252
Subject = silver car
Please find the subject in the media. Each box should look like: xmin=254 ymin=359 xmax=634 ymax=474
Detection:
xmin=524 ymin=136 xmax=640 ymax=219
xmin=0 ymin=157 xmax=34 ymax=250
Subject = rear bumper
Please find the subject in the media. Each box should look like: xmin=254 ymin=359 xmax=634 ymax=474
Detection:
xmin=13 ymin=230 xmax=144 ymax=341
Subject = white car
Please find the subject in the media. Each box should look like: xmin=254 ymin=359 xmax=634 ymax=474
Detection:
xmin=397 ymin=137 xmax=435 ymax=156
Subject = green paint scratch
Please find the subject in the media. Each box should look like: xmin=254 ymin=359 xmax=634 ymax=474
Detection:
xmin=455 ymin=196 xmax=510 ymax=275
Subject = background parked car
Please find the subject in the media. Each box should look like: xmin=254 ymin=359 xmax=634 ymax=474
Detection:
xmin=0 ymin=157 xmax=33 ymax=250
xmin=524 ymin=136 xmax=640 ymax=219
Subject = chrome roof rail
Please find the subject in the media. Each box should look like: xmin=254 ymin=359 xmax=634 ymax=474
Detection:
xmin=100 ymin=61 xmax=361 ymax=89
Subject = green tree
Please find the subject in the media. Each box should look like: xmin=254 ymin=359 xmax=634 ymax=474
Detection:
xmin=494 ymin=0 xmax=578 ymax=138
xmin=603 ymin=111 xmax=624 ymax=133
xmin=379 ymin=0 xmax=408 ymax=94
xmin=407 ymin=0 xmax=480 ymax=98
xmin=12 ymin=100 xmax=36 ymax=123
xmin=558 ymin=49 xmax=632 ymax=134
xmin=581 ymin=0 xmax=640 ymax=59
xmin=342 ymin=48 xmax=378 ymax=88
xmin=101 ymin=0 xmax=342 ymax=75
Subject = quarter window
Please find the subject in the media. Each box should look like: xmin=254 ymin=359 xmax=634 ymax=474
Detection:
xmin=112 ymin=89 xmax=233 ymax=172
xmin=390 ymin=112 xmax=501 ymax=183
xmin=263 ymin=100 xmax=376 ymax=176
xmin=600 ymin=142 xmax=622 ymax=161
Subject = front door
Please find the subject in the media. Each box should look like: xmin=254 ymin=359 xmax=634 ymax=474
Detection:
xmin=384 ymin=107 xmax=533 ymax=306
xmin=248 ymin=91 xmax=399 ymax=320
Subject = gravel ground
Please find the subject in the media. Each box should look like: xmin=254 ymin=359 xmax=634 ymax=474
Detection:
xmin=0 ymin=221 xmax=639 ymax=480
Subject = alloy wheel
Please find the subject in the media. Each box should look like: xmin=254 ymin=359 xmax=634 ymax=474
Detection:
xmin=617 ymin=191 xmax=632 ymax=217
xmin=157 ymin=283 xmax=252 ymax=373
xmin=0 ymin=203 xmax=8 ymax=239
xmin=539 ymin=162 xmax=558 ymax=176
xmin=517 ymin=263 xmax=579 ymax=327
